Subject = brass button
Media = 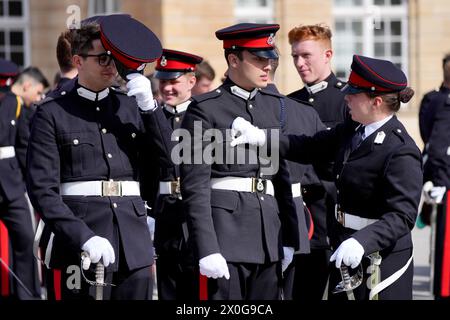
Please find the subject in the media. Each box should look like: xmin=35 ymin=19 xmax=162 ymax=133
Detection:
xmin=73 ymin=139 xmax=79 ymax=145
xmin=101 ymin=128 xmax=107 ymax=134
xmin=175 ymin=117 xmax=180 ymax=122
xmin=260 ymin=196 xmax=264 ymax=201
xmin=10 ymin=119 xmax=15 ymax=125
xmin=113 ymin=203 xmax=117 ymax=208
xmin=107 ymin=153 xmax=112 ymax=158
xmin=96 ymin=107 xmax=100 ymax=111
xmin=131 ymin=133 xmax=136 ymax=138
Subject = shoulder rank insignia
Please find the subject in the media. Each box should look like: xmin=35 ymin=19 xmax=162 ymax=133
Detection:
xmin=374 ymin=131 xmax=386 ymax=144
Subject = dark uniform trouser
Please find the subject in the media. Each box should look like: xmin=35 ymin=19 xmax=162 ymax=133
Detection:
xmin=207 ymin=262 xmax=281 ymax=300
xmin=0 ymin=193 xmax=40 ymax=299
xmin=289 ymin=195 xmax=332 ymax=300
xmin=45 ymin=242 xmax=153 ymax=300
xmin=156 ymin=252 xmax=199 ymax=300
xmin=289 ymin=249 xmax=332 ymax=300
xmin=328 ymin=247 xmax=413 ymax=300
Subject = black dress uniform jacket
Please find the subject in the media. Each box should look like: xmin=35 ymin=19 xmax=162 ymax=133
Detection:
xmin=27 ymin=79 xmax=169 ymax=271
xmin=180 ymin=78 xmax=299 ymax=264
xmin=0 ymin=92 xmax=25 ymax=202
xmin=0 ymin=90 xmax=40 ymax=299
xmin=288 ymin=72 xmax=348 ymax=249
xmin=422 ymin=85 xmax=450 ymax=298
xmin=151 ymin=102 xmax=191 ymax=254
xmin=267 ymin=83 xmax=326 ymax=254
xmin=419 ymin=85 xmax=450 ymax=145
xmin=279 ymin=116 xmax=422 ymax=255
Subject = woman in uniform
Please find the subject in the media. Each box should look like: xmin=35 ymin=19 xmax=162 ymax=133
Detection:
xmin=230 ymin=55 xmax=423 ymax=300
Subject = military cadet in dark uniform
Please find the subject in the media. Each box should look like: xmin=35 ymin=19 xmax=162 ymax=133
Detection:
xmin=27 ymin=15 xmax=167 ymax=300
xmin=150 ymin=49 xmax=203 ymax=300
xmin=266 ymin=53 xmax=326 ymax=299
xmin=231 ymin=55 xmax=422 ymax=300
xmin=421 ymin=53 xmax=450 ymax=300
xmin=418 ymin=54 xmax=450 ymax=146
xmin=285 ymin=23 xmax=348 ymax=300
xmin=0 ymin=59 xmax=42 ymax=299
xmin=180 ymin=23 xmax=300 ymax=300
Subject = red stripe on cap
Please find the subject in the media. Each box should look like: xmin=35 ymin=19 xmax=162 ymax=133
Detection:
xmin=355 ymin=55 xmax=407 ymax=86
xmin=100 ymin=32 xmax=156 ymax=70
xmin=53 ymin=269 xmax=62 ymax=300
xmin=223 ymin=37 xmax=273 ymax=49
xmin=349 ymin=71 xmax=393 ymax=92
xmin=156 ymin=59 xmax=196 ymax=71
xmin=0 ymin=221 xmax=10 ymax=296
xmin=199 ymin=275 xmax=208 ymax=300
xmin=441 ymin=191 xmax=450 ymax=297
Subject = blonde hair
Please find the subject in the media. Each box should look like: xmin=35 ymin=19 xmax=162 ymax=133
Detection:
xmin=288 ymin=24 xmax=332 ymax=49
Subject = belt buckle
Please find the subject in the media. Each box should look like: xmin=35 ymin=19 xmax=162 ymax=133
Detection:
xmin=337 ymin=208 xmax=345 ymax=226
xmin=252 ymin=178 xmax=267 ymax=193
xmin=170 ymin=178 xmax=182 ymax=199
xmin=102 ymin=180 xmax=121 ymax=197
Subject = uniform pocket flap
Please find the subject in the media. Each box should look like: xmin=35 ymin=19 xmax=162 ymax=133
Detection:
xmin=210 ymin=190 xmax=239 ymax=212
xmin=132 ymin=198 xmax=147 ymax=216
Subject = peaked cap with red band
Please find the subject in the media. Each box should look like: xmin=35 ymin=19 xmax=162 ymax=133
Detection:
xmin=215 ymin=23 xmax=280 ymax=59
xmin=154 ymin=49 xmax=203 ymax=80
xmin=341 ymin=55 xmax=407 ymax=95
xmin=99 ymin=14 xmax=162 ymax=79
xmin=0 ymin=58 xmax=19 ymax=87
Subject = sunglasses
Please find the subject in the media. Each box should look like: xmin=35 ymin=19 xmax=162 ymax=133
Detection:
xmin=79 ymin=52 xmax=113 ymax=66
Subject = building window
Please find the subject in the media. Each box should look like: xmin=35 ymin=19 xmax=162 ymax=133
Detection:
xmin=235 ymin=0 xmax=274 ymax=23
xmin=333 ymin=0 xmax=408 ymax=80
xmin=88 ymin=0 xmax=121 ymax=16
xmin=0 ymin=0 xmax=29 ymax=67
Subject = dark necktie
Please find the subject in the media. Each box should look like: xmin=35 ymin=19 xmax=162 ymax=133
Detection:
xmin=350 ymin=125 xmax=365 ymax=153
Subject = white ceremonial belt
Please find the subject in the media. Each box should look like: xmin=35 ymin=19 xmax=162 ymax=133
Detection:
xmin=369 ymin=254 xmax=414 ymax=300
xmin=335 ymin=205 xmax=378 ymax=230
xmin=60 ymin=180 xmax=140 ymax=196
xmin=0 ymin=146 xmax=15 ymax=159
xmin=159 ymin=179 xmax=181 ymax=195
xmin=291 ymin=182 xmax=302 ymax=198
xmin=211 ymin=177 xmax=274 ymax=196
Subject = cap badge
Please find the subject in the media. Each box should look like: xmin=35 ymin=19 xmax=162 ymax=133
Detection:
xmin=160 ymin=56 xmax=167 ymax=67
xmin=374 ymin=131 xmax=386 ymax=144
xmin=267 ymin=33 xmax=275 ymax=45
xmin=137 ymin=63 xmax=146 ymax=71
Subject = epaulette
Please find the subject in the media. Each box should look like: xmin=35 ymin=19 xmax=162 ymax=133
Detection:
xmin=392 ymin=127 xmax=406 ymax=143
xmin=192 ymin=88 xmax=223 ymax=103
xmin=111 ymin=86 xmax=127 ymax=95
xmin=288 ymin=95 xmax=313 ymax=107
xmin=37 ymin=92 xmax=62 ymax=106
xmin=259 ymin=87 xmax=284 ymax=98
xmin=335 ymin=79 xmax=346 ymax=89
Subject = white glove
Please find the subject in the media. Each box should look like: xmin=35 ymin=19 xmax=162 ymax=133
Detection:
xmin=423 ymin=181 xmax=446 ymax=204
xmin=81 ymin=236 xmax=115 ymax=270
xmin=281 ymin=246 xmax=295 ymax=272
xmin=199 ymin=253 xmax=230 ymax=279
xmin=126 ymin=73 xmax=155 ymax=111
xmin=330 ymin=238 xmax=364 ymax=269
xmin=430 ymin=186 xmax=446 ymax=204
xmin=230 ymin=117 xmax=266 ymax=147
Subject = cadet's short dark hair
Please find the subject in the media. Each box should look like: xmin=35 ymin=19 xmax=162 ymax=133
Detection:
xmin=15 ymin=66 xmax=49 ymax=88
xmin=224 ymin=49 xmax=243 ymax=65
xmin=71 ymin=23 xmax=101 ymax=56
xmin=195 ymin=60 xmax=216 ymax=81
xmin=56 ymin=30 xmax=76 ymax=73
